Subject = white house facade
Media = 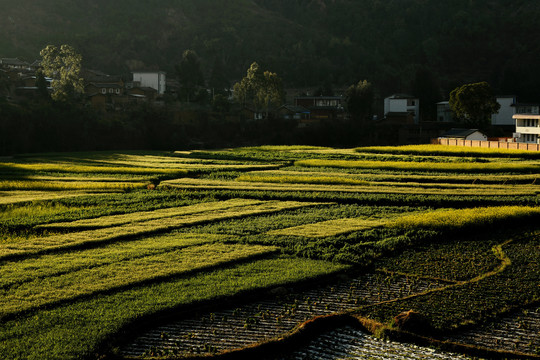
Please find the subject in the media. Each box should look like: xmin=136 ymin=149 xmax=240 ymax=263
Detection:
xmin=440 ymin=128 xmax=488 ymax=141
xmin=131 ymin=71 xmax=166 ymax=95
xmin=491 ymin=96 xmax=516 ymax=126
xmin=513 ymin=114 xmax=540 ymax=144
xmin=384 ymin=94 xmax=420 ymax=123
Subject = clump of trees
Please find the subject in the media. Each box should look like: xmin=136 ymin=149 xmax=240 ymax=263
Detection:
xmin=449 ymin=82 xmax=500 ymax=128
xmin=233 ymin=62 xmax=284 ymax=115
xmin=39 ymin=45 xmax=84 ymax=101
xmin=345 ymin=80 xmax=373 ymax=124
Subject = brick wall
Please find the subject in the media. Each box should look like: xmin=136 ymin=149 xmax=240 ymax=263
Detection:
xmin=431 ymin=138 xmax=540 ymax=151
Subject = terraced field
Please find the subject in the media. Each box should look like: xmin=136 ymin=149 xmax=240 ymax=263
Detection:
xmin=0 ymin=146 xmax=539 ymax=360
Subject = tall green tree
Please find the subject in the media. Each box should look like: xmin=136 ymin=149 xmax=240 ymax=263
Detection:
xmin=345 ymin=80 xmax=373 ymax=124
xmin=39 ymin=44 xmax=84 ymax=101
xmin=176 ymin=49 xmax=205 ymax=103
xmin=449 ymin=82 xmax=500 ymax=128
xmin=233 ymin=62 xmax=284 ymax=116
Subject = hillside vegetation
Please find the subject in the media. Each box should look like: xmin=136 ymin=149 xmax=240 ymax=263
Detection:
xmin=3 ymin=0 xmax=540 ymax=98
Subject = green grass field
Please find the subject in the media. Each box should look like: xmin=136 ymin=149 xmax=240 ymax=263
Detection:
xmin=0 ymin=147 xmax=539 ymax=359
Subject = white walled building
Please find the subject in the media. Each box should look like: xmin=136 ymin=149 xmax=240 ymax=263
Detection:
xmin=491 ymin=96 xmax=540 ymax=126
xmin=131 ymin=71 xmax=166 ymax=95
xmin=491 ymin=96 xmax=516 ymax=126
xmin=440 ymin=128 xmax=488 ymax=141
xmin=384 ymin=94 xmax=420 ymax=123
xmin=513 ymin=114 xmax=540 ymax=144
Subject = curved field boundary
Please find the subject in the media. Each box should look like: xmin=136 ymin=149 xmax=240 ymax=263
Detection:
xmin=119 ymin=273 xmax=449 ymax=358
xmin=118 ymin=240 xmax=529 ymax=359
xmin=278 ymin=326 xmax=473 ymax=360
xmin=357 ymin=240 xmax=513 ymax=311
xmin=0 ymin=200 xmax=321 ymax=260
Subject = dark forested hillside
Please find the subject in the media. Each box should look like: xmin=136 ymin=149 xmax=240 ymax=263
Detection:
xmin=2 ymin=0 xmax=540 ymax=99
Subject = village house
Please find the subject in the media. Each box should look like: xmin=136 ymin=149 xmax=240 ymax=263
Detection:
xmin=440 ymin=128 xmax=488 ymax=141
xmin=513 ymin=114 xmax=540 ymax=144
xmin=294 ymin=95 xmax=345 ymax=121
xmin=490 ymin=96 xmax=539 ymax=127
xmin=131 ymin=71 xmax=166 ymax=95
xmin=383 ymin=94 xmax=420 ymax=124
xmin=241 ymin=106 xmax=265 ymax=121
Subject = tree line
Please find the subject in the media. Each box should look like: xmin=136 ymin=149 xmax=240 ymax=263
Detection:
xmin=0 ymin=43 xmax=502 ymax=156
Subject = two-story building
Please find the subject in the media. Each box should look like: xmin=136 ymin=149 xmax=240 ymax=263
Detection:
xmin=513 ymin=114 xmax=540 ymax=144
xmin=383 ymin=94 xmax=420 ymax=124
xmin=294 ymin=96 xmax=345 ymax=121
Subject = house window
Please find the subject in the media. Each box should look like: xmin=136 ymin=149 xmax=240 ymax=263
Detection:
xmin=109 ymin=88 xmax=114 ymax=94
xmin=101 ymin=88 xmax=106 ymax=94
xmin=115 ymin=88 xmax=120 ymax=94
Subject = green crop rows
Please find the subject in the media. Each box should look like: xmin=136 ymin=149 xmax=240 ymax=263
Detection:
xmin=0 ymin=147 xmax=538 ymax=359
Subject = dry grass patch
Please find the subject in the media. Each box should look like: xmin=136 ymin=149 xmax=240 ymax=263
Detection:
xmin=389 ymin=206 xmax=540 ymax=231
xmin=295 ymin=159 xmax=540 ymax=173
xmin=268 ymin=218 xmax=387 ymax=237
xmin=0 ymin=180 xmax=148 ymax=191
xmin=0 ymin=191 xmax=92 ymax=205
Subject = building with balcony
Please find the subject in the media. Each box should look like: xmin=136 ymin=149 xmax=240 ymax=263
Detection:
xmin=513 ymin=114 xmax=540 ymax=144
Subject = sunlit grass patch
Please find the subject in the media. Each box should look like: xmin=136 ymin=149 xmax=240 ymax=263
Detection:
xmin=0 ymin=233 xmax=227 ymax=288
xmin=0 ymin=243 xmax=277 ymax=319
xmin=38 ymin=198 xmax=266 ymax=229
xmin=236 ymin=145 xmax=331 ymax=151
xmin=0 ymin=180 xmax=149 ymax=191
xmin=389 ymin=206 xmax=540 ymax=231
xmin=236 ymin=173 xmax=369 ymax=186
xmin=0 ymin=162 xmax=190 ymax=176
xmin=268 ymin=218 xmax=387 ymax=237
xmin=355 ymin=144 xmax=540 ymax=159
xmin=0 ymin=200 xmax=320 ymax=258
xmin=0 ymin=191 xmax=92 ymax=206
xmin=295 ymin=159 xmax=540 ymax=173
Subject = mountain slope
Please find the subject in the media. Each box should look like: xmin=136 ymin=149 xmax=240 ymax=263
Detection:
xmin=2 ymin=0 xmax=540 ymax=99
